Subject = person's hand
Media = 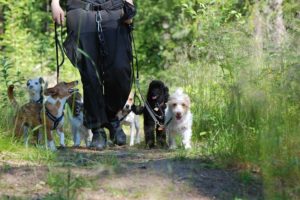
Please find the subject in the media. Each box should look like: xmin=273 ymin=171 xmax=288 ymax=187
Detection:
xmin=123 ymin=0 xmax=135 ymax=24
xmin=51 ymin=0 xmax=65 ymax=25
xmin=124 ymin=19 xmax=133 ymax=24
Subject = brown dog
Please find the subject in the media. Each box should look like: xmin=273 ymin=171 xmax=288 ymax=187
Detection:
xmin=8 ymin=81 xmax=79 ymax=151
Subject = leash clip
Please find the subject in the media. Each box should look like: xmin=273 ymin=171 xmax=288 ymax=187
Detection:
xmin=85 ymin=3 xmax=91 ymax=11
xmin=96 ymin=11 xmax=103 ymax=33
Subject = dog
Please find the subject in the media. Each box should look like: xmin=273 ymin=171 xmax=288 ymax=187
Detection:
xmin=165 ymin=88 xmax=192 ymax=149
xmin=26 ymin=77 xmax=45 ymax=143
xmin=66 ymin=92 xmax=92 ymax=147
xmin=26 ymin=78 xmax=91 ymax=148
xmin=117 ymin=91 xmax=140 ymax=146
xmin=26 ymin=77 xmax=45 ymax=104
xmin=8 ymin=81 xmax=79 ymax=151
xmin=143 ymin=80 xmax=169 ymax=148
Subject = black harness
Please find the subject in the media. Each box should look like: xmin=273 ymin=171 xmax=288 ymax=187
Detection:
xmin=45 ymin=107 xmax=64 ymax=130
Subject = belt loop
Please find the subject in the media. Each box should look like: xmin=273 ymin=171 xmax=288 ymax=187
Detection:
xmin=85 ymin=3 xmax=91 ymax=11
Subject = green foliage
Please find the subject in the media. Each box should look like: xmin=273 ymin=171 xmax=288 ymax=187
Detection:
xmin=46 ymin=169 xmax=93 ymax=200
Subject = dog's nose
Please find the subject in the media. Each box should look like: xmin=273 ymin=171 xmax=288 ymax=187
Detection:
xmin=29 ymin=85 xmax=33 ymax=89
xmin=176 ymin=112 xmax=182 ymax=117
xmin=125 ymin=104 xmax=130 ymax=109
xmin=175 ymin=112 xmax=182 ymax=120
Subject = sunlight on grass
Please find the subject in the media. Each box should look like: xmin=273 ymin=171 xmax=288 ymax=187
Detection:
xmin=0 ymin=133 xmax=55 ymax=164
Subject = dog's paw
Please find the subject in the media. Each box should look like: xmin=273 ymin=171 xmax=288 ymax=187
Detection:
xmin=131 ymin=104 xmax=144 ymax=115
xmin=48 ymin=141 xmax=57 ymax=151
xmin=57 ymin=145 xmax=66 ymax=150
xmin=169 ymin=145 xmax=177 ymax=150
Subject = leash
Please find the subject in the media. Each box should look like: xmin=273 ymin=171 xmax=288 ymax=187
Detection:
xmin=129 ymin=27 xmax=166 ymax=127
xmin=54 ymin=18 xmax=65 ymax=84
xmin=119 ymin=111 xmax=131 ymax=122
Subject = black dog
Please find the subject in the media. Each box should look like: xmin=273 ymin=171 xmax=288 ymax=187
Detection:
xmin=143 ymin=80 xmax=169 ymax=148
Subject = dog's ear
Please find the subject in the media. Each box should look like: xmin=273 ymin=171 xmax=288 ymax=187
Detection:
xmin=184 ymin=95 xmax=191 ymax=108
xmin=164 ymin=86 xmax=169 ymax=102
xmin=44 ymin=88 xmax=57 ymax=96
xmin=39 ymin=77 xmax=45 ymax=84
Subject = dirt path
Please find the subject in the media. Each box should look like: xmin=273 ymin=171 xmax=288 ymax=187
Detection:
xmin=0 ymin=147 xmax=262 ymax=200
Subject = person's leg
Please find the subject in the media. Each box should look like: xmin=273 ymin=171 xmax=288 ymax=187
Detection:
xmin=66 ymin=6 xmax=132 ymax=146
xmin=90 ymin=127 xmax=107 ymax=150
xmin=66 ymin=7 xmax=109 ymax=148
xmin=101 ymin=12 xmax=132 ymax=145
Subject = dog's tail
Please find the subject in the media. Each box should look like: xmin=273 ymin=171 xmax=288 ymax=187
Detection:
xmin=7 ymin=85 xmax=18 ymax=107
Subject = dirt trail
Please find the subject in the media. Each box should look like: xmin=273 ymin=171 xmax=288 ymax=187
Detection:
xmin=0 ymin=147 xmax=262 ymax=200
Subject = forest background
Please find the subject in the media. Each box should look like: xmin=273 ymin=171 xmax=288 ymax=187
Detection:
xmin=0 ymin=0 xmax=299 ymax=199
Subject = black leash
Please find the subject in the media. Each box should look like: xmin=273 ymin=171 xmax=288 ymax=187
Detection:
xmin=129 ymin=26 xmax=165 ymax=127
xmin=54 ymin=20 xmax=65 ymax=84
xmin=119 ymin=111 xmax=131 ymax=122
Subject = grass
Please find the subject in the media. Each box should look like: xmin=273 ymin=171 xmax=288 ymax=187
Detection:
xmin=0 ymin=133 xmax=56 ymax=164
xmin=45 ymin=168 xmax=93 ymax=200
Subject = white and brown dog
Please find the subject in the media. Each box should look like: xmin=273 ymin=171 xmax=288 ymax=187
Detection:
xmin=8 ymin=81 xmax=79 ymax=151
xmin=26 ymin=77 xmax=45 ymax=143
xmin=165 ymin=88 xmax=192 ymax=149
xmin=66 ymin=92 xmax=92 ymax=147
xmin=117 ymin=91 xmax=140 ymax=146
xmin=26 ymin=77 xmax=45 ymax=104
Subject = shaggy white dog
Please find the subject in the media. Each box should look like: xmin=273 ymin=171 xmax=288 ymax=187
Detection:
xmin=165 ymin=88 xmax=192 ymax=149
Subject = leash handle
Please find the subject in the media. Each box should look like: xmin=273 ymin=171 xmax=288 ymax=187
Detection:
xmin=54 ymin=16 xmax=65 ymax=84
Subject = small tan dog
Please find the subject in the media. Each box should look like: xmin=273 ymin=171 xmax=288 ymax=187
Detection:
xmin=66 ymin=92 xmax=92 ymax=147
xmin=8 ymin=81 xmax=79 ymax=151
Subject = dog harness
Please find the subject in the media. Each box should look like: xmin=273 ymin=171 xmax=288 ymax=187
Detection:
xmin=45 ymin=107 xmax=64 ymax=130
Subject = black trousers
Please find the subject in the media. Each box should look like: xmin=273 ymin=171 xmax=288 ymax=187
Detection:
xmin=65 ymin=1 xmax=132 ymax=129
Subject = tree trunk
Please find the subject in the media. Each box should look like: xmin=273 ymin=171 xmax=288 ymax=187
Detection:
xmin=252 ymin=0 xmax=286 ymax=50
xmin=266 ymin=0 xmax=286 ymax=48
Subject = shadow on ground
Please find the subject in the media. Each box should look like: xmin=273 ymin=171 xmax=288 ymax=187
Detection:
xmin=0 ymin=147 xmax=263 ymax=200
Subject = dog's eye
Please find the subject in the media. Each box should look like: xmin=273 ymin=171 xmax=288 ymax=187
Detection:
xmin=26 ymin=82 xmax=30 ymax=86
xmin=35 ymin=82 xmax=38 ymax=85
xmin=129 ymin=98 xmax=133 ymax=101
xmin=182 ymin=103 xmax=186 ymax=107
xmin=172 ymin=103 xmax=177 ymax=107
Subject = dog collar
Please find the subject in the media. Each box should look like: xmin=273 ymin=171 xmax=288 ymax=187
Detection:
xmin=36 ymin=96 xmax=44 ymax=104
xmin=45 ymin=107 xmax=64 ymax=130
xmin=30 ymin=96 xmax=43 ymax=104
